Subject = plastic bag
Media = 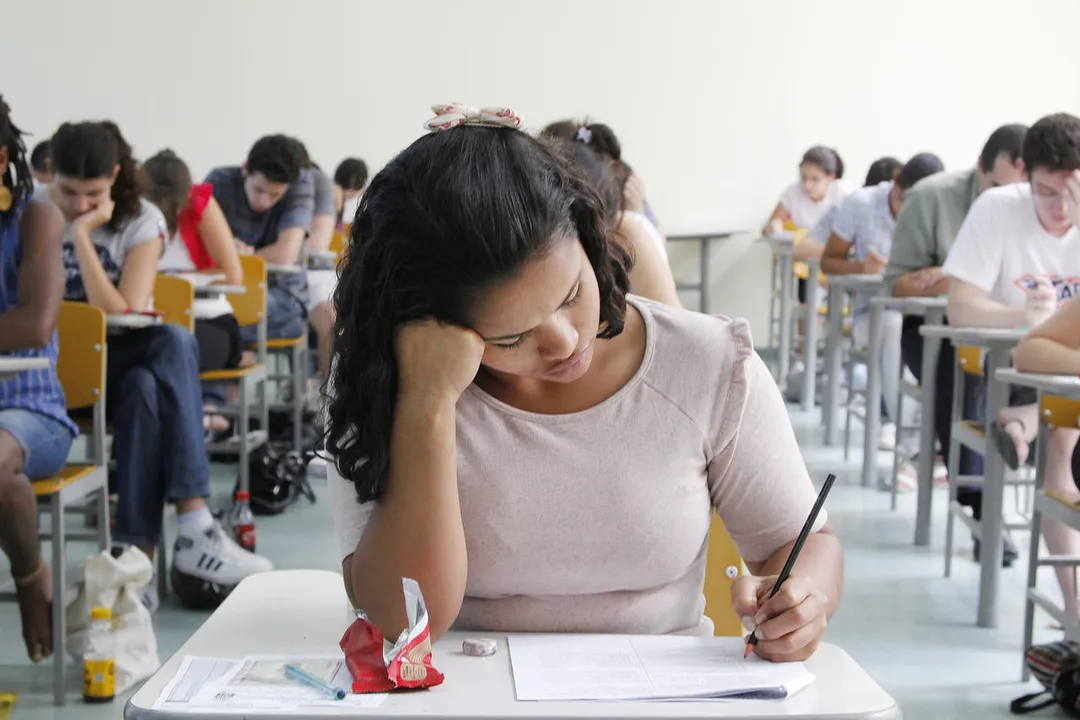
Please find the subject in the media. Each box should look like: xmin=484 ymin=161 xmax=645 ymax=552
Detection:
xmin=340 ymin=577 xmax=444 ymax=693
xmin=66 ymin=547 xmax=160 ymax=694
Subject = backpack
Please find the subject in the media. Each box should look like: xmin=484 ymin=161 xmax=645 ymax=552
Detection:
xmin=242 ymin=442 xmax=316 ymax=516
xmin=1012 ymin=641 xmax=1080 ymax=716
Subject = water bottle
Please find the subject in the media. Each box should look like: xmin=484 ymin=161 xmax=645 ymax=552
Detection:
xmin=82 ymin=606 xmax=115 ymax=704
xmin=231 ymin=490 xmax=256 ymax=552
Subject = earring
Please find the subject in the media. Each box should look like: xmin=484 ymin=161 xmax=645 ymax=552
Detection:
xmin=0 ymin=186 xmax=11 ymax=213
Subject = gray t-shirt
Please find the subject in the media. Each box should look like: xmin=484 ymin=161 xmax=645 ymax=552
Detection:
xmin=312 ymin=168 xmax=336 ymax=219
xmin=61 ymin=198 xmax=167 ymax=302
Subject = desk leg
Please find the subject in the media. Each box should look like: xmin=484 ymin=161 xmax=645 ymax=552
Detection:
xmin=977 ymin=347 xmax=1009 ymax=628
xmin=700 ymin=237 xmax=711 ymax=314
xmin=862 ymin=302 xmax=884 ymax=486
xmin=801 ymin=261 xmax=820 ymax=413
xmin=778 ymin=252 xmax=794 ymax=391
xmin=914 ymin=324 xmax=942 ymax=547
xmin=823 ymin=286 xmax=844 ymax=445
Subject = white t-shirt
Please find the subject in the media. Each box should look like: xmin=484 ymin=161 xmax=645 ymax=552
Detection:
xmin=157 ymin=235 xmax=234 ymax=320
xmin=622 ymin=210 xmax=667 ymax=259
xmin=944 ymin=183 xmax=1080 ymax=308
xmin=779 ymin=180 xmax=852 ymax=230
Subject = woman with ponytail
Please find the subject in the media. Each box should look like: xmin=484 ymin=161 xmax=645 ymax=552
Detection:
xmin=0 ymin=96 xmax=76 ymax=663
xmin=50 ymin=122 xmax=272 ymax=611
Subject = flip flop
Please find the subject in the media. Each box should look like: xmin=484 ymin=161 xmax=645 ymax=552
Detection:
xmin=989 ymin=420 xmax=1022 ymax=471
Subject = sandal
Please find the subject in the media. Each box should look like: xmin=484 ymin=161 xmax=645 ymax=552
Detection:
xmin=989 ymin=419 xmax=1025 ymax=471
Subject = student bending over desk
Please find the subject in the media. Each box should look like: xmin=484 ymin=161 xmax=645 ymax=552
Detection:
xmin=50 ymin=121 xmax=272 ymax=610
xmin=327 ymin=104 xmax=843 ymax=663
xmin=333 ymin=157 xmax=368 ymax=228
xmin=805 ymin=157 xmax=903 ymax=253
xmin=949 ymin=113 xmax=1080 ymax=620
xmin=0 ymin=96 xmax=77 ymax=663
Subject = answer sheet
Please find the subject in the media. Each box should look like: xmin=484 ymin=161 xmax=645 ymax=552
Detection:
xmin=508 ymin=635 xmax=815 ymax=701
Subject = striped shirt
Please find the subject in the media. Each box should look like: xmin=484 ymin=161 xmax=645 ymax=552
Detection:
xmin=0 ymin=200 xmax=78 ymax=435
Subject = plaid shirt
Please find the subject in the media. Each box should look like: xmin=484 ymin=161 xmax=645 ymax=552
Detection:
xmin=205 ymin=166 xmax=314 ymax=306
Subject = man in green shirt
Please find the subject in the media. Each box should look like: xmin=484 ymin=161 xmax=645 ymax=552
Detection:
xmin=887 ymin=123 xmax=1027 ymax=564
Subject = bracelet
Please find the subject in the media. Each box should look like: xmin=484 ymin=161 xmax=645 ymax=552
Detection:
xmin=13 ymin=560 xmax=45 ymax=588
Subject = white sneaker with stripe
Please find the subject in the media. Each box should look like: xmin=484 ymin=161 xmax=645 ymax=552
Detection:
xmin=172 ymin=521 xmax=273 ymax=586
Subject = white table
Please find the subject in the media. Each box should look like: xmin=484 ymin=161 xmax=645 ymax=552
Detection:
xmin=666 ymin=232 xmax=741 ymax=314
xmin=194 ymin=284 xmax=246 ymax=297
xmin=821 ymin=274 xmax=884 ymax=446
xmin=0 ymin=356 xmax=50 ymax=378
xmin=760 ymin=234 xmax=795 ymax=389
xmin=919 ymin=325 xmax=1025 ymax=627
xmin=863 ymin=297 xmax=947 ymax=504
xmin=126 ymin=570 xmax=900 ymax=720
xmin=107 ymin=313 xmax=163 ymax=330
xmin=266 ymin=263 xmax=304 ymax=275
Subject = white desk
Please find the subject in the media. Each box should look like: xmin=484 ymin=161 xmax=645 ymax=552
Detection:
xmin=107 ymin=314 xmax=163 ymax=330
xmin=0 ymin=356 xmax=50 ymax=378
xmin=666 ymin=232 xmax=741 ymax=314
xmin=821 ymin=274 xmax=884 ymax=446
xmin=919 ymin=325 xmax=1025 ymax=627
xmin=760 ymin=234 xmax=795 ymax=389
xmin=194 ymin=284 xmax=246 ymax=297
xmin=863 ymin=297 xmax=947 ymax=508
xmin=266 ymin=263 xmax=304 ymax=275
xmin=126 ymin=570 xmax=900 ymax=720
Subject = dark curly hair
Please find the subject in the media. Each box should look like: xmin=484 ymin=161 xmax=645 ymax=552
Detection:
xmin=1022 ymin=113 xmax=1080 ymax=175
xmin=0 ymin=95 xmax=32 ymax=220
xmin=52 ymin=121 xmax=143 ymax=233
xmin=327 ymin=126 xmax=631 ymax=503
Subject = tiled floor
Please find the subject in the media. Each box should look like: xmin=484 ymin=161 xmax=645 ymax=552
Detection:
xmin=0 ymin=406 xmax=1064 ymax=718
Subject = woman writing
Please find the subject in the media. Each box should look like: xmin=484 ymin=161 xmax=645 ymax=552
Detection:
xmin=327 ymin=105 xmax=842 ymax=661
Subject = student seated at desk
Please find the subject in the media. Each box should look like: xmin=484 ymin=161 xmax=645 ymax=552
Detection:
xmin=29 ymin=138 xmax=52 ymax=190
xmin=333 ymin=157 xmax=368 ymax=228
xmin=541 ymin=119 xmax=664 ymax=239
xmin=0 ymin=97 xmax=77 ymax=663
xmin=762 ymin=146 xmax=851 ymax=259
xmin=50 ymin=121 xmax=272 ymax=609
xmin=1015 ymin=253 xmax=1080 ymax=622
xmin=327 ymin=105 xmax=843 ymax=662
xmin=206 ymin=135 xmax=314 ymax=344
xmin=559 ymin=137 xmax=679 ymax=307
xmin=805 ymin=156 xmax=902 ymax=250
xmin=946 ymin=113 xmax=1080 ymax=615
xmin=884 ymin=124 xmax=1027 ymax=557
xmin=820 ymin=153 xmax=944 ymax=482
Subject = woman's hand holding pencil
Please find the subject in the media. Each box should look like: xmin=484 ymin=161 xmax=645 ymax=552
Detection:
xmin=731 ymin=573 xmax=829 ymax=662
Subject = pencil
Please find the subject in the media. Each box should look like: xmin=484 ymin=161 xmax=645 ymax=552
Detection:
xmin=744 ymin=473 xmax=836 ymax=659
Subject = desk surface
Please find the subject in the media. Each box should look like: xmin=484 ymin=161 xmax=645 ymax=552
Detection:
xmin=0 ymin=356 xmax=49 ymax=374
xmin=126 ymin=570 xmax=899 ymax=720
xmin=194 ymin=284 xmax=246 ymax=296
xmin=872 ymin=296 xmax=947 ymax=313
xmin=996 ymin=369 xmax=1080 ymax=399
xmin=919 ymin=325 xmax=1025 ymax=347
xmin=107 ymin=314 xmax=162 ymax=330
xmin=825 ymin=273 xmax=883 ymax=289
xmin=266 ymin=263 xmax=304 ymax=275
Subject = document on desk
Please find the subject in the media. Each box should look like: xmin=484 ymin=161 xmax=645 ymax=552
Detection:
xmin=151 ymin=655 xmax=387 ymax=713
xmin=508 ymin=635 xmax=815 ymax=701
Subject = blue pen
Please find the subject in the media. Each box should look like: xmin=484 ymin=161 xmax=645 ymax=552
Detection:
xmin=284 ymin=664 xmax=347 ymax=700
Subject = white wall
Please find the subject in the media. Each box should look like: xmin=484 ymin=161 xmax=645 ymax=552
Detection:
xmin=8 ymin=0 xmax=1080 ymax=333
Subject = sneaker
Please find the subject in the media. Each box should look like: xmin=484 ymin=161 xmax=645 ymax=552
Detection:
xmin=879 ymin=423 xmax=897 ymax=451
xmin=173 ymin=522 xmax=273 ymax=586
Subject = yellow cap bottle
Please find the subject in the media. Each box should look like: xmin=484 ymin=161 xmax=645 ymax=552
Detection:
xmin=83 ymin=606 xmax=115 ymax=703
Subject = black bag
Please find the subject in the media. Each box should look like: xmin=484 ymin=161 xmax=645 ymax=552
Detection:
xmin=1012 ymin=641 xmax=1080 ymax=716
xmin=243 ymin=442 xmax=316 ymax=516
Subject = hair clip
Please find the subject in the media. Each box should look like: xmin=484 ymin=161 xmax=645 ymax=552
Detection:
xmin=423 ymin=103 xmax=523 ymax=133
xmin=575 ymin=126 xmax=593 ymax=144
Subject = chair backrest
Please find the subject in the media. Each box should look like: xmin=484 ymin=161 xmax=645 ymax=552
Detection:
xmin=702 ymin=514 xmax=744 ymax=637
xmin=957 ymin=345 xmax=984 ymax=376
xmin=57 ymin=302 xmax=106 ymax=410
xmin=329 ymin=228 xmax=347 ymax=256
xmin=231 ymin=255 xmax=268 ymax=328
xmin=153 ymin=274 xmax=195 ymax=332
xmin=1041 ymin=394 xmax=1080 ymax=429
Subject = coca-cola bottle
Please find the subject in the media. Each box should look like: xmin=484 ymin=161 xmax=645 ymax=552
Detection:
xmin=230 ymin=490 xmax=256 ymax=552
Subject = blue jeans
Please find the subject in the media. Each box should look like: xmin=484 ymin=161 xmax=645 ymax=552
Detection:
xmin=239 ymin=287 xmax=306 ymax=344
xmin=0 ymin=408 xmax=73 ymax=479
xmin=107 ymin=325 xmax=209 ymax=546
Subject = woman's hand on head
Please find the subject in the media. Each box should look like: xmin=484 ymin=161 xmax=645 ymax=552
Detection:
xmin=731 ymin=573 xmax=828 ymax=662
xmin=394 ymin=321 xmax=485 ymax=406
xmin=622 ymin=172 xmax=646 ymax=215
xmin=71 ymin=198 xmax=115 ymax=234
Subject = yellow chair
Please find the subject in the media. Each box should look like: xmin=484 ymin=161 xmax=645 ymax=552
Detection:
xmin=329 ymin=227 xmax=348 ymax=258
xmin=702 ymin=514 xmax=744 ymax=636
xmin=0 ymin=302 xmax=111 ymax=705
xmin=154 ymin=269 xmax=268 ymax=495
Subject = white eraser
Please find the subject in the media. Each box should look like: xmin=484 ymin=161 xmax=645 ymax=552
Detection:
xmin=462 ymin=637 xmax=497 ymax=657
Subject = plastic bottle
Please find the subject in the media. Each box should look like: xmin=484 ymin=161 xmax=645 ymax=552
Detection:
xmin=82 ymin=606 xmax=115 ymax=703
xmin=231 ymin=490 xmax=256 ymax=552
